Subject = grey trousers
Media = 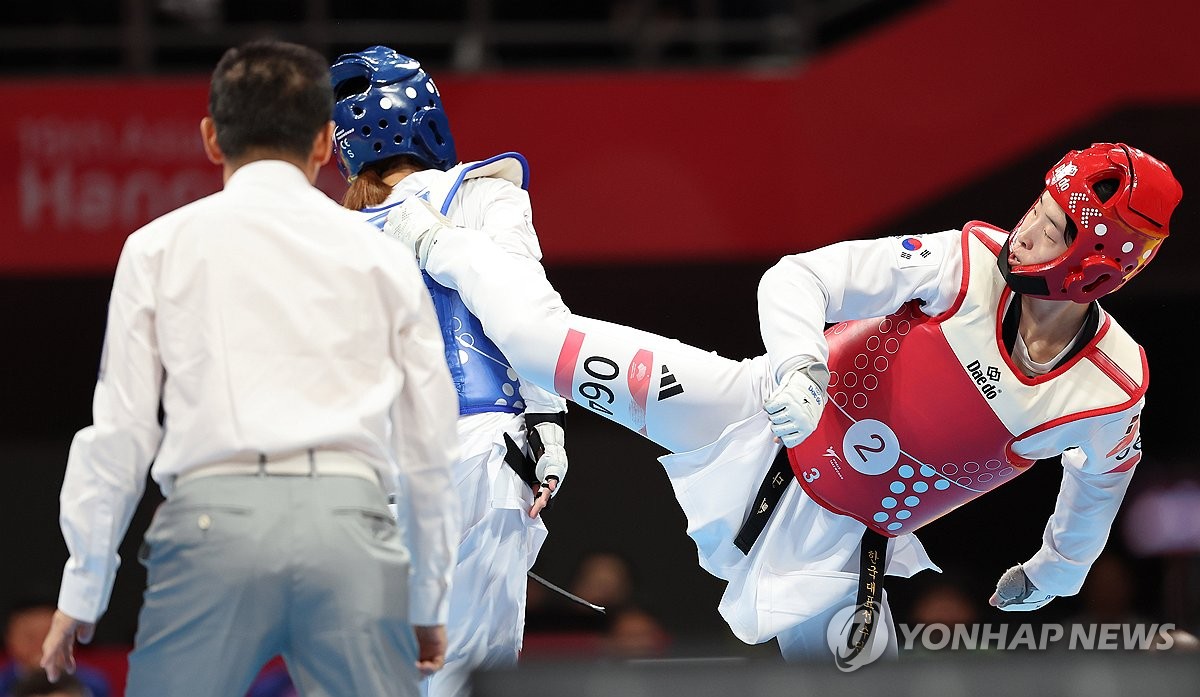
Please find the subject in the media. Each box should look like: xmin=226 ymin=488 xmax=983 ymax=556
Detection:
xmin=126 ymin=474 xmax=418 ymax=697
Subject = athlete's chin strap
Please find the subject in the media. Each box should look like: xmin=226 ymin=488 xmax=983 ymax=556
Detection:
xmin=997 ymin=238 xmax=1051 ymax=297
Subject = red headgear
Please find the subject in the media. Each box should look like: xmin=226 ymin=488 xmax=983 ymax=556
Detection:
xmin=1000 ymin=143 xmax=1182 ymax=302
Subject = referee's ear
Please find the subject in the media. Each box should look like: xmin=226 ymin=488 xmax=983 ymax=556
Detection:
xmin=303 ymin=121 xmax=335 ymax=183
xmin=200 ymin=116 xmax=224 ymax=166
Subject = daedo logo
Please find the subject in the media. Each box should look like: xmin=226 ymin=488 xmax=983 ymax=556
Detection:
xmin=965 ymin=359 xmax=1002 ymax=399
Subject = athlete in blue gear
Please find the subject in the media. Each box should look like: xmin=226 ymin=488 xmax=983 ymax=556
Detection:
xmin=331 ymin=46 xmax=570 ymax=697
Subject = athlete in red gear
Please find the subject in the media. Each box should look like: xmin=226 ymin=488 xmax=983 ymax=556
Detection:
xmin=384 ymin=143 xmax=1181 ymax=663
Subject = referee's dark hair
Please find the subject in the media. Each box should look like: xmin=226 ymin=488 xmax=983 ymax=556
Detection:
xmin=208 ymin=39 xmax=334 ymax=162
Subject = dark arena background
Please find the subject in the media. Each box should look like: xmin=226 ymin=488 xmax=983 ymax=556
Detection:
xmin=2 ymin=1 xmax=1198 ymax=695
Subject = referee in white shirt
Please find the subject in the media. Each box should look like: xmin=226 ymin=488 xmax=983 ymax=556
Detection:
xmin=39 ymin=40 xmax=460 ymax=697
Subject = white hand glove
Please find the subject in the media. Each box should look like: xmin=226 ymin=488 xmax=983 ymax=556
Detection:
xmin=382 ymin=195 xmax=451 ymax=267
xmin=763 ymin=364 xmax=828 ymax=448
xmin=990 ymin=564 xmax=1056 ymax=611
xmin=531 ymin=421 xmax=567 ymax=487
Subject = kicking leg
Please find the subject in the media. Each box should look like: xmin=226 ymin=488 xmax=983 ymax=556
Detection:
xmin=426 ymin=230 xmax=764 ymax=454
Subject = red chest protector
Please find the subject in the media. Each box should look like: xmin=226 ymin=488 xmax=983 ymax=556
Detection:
xmin=789 ymin=224 xmax=1147 ymax=537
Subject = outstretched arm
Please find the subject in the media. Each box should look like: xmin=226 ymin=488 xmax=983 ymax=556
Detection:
xmin=993 ymin=408 xmax=1142 ymax=609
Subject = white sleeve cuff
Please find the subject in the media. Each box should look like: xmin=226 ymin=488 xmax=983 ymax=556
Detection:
xmin=1021 ymin=546 xmax=1089 ymax=598
xmin=56 ymin=565 xmax=112 ymax=624
xmin=408 ymin=578 xmax=451 ymax=626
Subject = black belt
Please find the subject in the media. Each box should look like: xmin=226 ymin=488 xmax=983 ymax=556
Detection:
xmin=502 ymin=433 xmax=539 ymax=489
xmin=734 ymin=446 xmax=889 ymax=667
xmin=502 ymin=433 xmax=554 ymax=512
xmin=734 ymin=446 xmax=795 ymax=554
xmin=836 ymin=529 xmax=889 ymax=669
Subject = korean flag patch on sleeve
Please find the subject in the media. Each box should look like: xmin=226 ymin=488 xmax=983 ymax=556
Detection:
xmin=895 ymin=235 xmax=940 ymax=268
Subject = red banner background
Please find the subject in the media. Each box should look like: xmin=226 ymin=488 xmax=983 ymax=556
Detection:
xmin=2 ymin=0 xmax=1197 ymax=275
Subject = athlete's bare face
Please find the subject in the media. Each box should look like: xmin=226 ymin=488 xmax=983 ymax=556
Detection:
xmin=1009 ymin=191 xmax=1070 ymax=267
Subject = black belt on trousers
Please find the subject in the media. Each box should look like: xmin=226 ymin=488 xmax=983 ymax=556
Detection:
xmin=837 ymin=529 xmax=889 ymax=668
xmin=503 ymin=433 xmax=553 ymax=512
xmin=734 ymin=446 xmax=890 ymax=666
xmin=734 ymin=446 xmax=795 ymax=554
xmin=502 ymin=433 xmax=540 ymax=490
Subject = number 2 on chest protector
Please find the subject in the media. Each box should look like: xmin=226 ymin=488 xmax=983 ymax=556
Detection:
xmin=843 ymin=419 xmax=901 ymax=476
xmin=577 ymin=355 xmax=618 ymax=416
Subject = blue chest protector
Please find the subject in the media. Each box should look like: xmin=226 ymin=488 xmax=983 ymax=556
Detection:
xmin=363 ymin=153 xmax=530 ymax=416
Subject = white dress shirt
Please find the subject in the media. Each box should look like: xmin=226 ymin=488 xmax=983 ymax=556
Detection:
xmin=57 ymin=160 xmax=459 ymax=625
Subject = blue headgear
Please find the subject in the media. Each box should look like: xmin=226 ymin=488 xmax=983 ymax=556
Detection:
xmin=330 ymin=46 xmax=457 ymax=179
